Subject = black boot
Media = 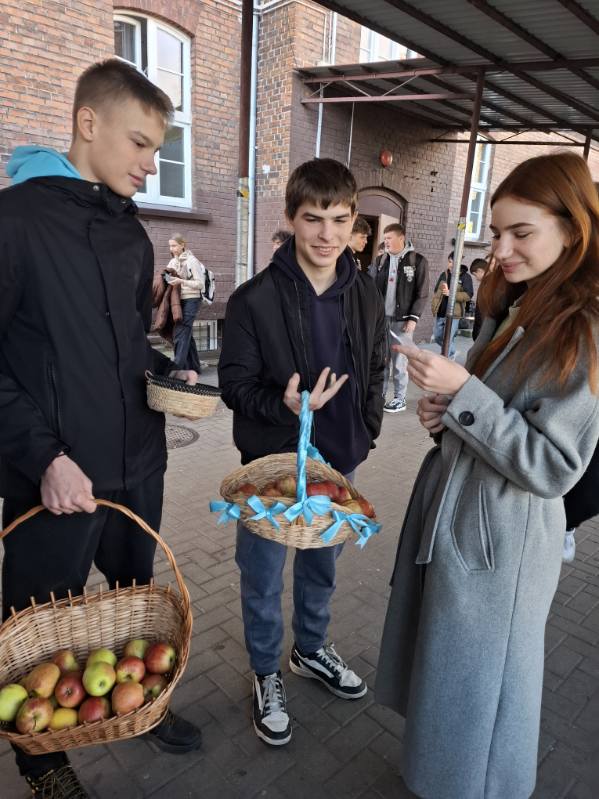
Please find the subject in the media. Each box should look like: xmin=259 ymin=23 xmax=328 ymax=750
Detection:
xmin=147 ymin=708 xmax=203 ymax=754
xmin=25 ymin=764 xmax=89 ymax=798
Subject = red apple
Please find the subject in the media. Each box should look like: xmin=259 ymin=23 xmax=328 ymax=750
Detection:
xmin=336 ymin=487 xmax=351 ymax=504
xmin=111 ymin=682 xmax=144 ymax=715
xmin=15 ymin=697 xmax=54 ymax=734
xmin=356 ymin=496 xmax=376 ymax=519
xmin=237 ymin=482 xmax=258 ymax=496
xmin=144 ymin=642 xmax=176 ymax=675
xmin=307 ymin=481 xmax=339 ymax=500
xmin=52 ymin=649 xmax=79 ymax=674
xmin=78 ymin=696 xmax=111 ymax=724
xmin=275 ymin=475 xmax=297 ymax=498
xmin=54 ymin=673 xmax=85 ymax=708
xmin=115 ymin=656 xmax=146 ymax=684
xmin=141 ymin=673 xmax=167 ymax=701
xmin=123 ymin=639 xmax=149 ymax=660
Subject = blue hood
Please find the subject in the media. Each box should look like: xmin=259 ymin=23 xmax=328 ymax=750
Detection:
xmin=6 ymin=146 xmax=81 ymax=185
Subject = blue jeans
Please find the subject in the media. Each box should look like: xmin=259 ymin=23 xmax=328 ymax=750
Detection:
xmin=434 ymin=316 xmax=460 ymax=358
xmin=173 ymin=298 xmax=201 ymax=372
xmin=235 ymin=471 xmax=354 ymax=675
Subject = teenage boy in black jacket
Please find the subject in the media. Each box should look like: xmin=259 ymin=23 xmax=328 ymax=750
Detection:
xmin=0 ymin=60 xmax=202 ymax=797
xmin=219 ymin=158 xmax=386 ymax=746
xmin=370 ymin=224 xmax=429 ymax=413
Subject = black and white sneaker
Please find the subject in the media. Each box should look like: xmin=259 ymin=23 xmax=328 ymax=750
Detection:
xmin=289 ymin=643 xmax=367 ymax=700
xmin=252 ymin=671 xmax=292 ymax=746
xmin=383 ymin=397 xmax=406 ymax=413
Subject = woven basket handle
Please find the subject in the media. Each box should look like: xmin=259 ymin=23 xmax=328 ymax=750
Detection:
xmin=0 ymin=500 xmax=191 ymax=611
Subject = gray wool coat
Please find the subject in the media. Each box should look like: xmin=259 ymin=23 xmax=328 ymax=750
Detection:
xmin=375 ymin=318 xmax=599 ymax=799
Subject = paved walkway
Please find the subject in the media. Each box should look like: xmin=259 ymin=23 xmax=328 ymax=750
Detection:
xmin=1 ymin=344 xmax=598 ymax=798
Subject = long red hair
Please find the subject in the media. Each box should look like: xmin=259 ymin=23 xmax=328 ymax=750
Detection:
xmin=473 ymin=152 xmax=599 ymax=391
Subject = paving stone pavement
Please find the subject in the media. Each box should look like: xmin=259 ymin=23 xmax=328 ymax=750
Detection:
xmin=0 ymin=350 xmax=598 ymax=798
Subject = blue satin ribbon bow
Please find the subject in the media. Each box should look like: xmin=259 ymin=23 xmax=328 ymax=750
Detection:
xmin=320 ymin=510 xmax=381 ymax=547
xmin=246 ymin=495 xmax=287 ymax=530
xmin=209 ymin=500 xmax=242 ymax=525
xmin=283 ymin=495 xmax=332 ymax=525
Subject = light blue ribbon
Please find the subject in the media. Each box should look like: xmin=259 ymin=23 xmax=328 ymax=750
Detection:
xmin=209 ymin=500 xmax=242 ymax=525
xmin=320 ymin=510 xmax=381 ymax=547
xmin=246 ymin=495 xmax=287 ymax=530
xmin=283 ymin=495 xmax=332 ymax=525
xmin=296 ymin=391 xmax=312 ymax=503
xmin=306 ymin=443 xmax=329 ymax=466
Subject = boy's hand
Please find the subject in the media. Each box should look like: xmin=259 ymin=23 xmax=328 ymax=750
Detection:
xmin=402 ymin=320 xmax=417 ymax=334
xmin=283 ymin=367 xmax=349 ymax=415
xmin=41 ymin=454 xmax=96 ymax=515
xmin=393 ymin=345 xmax=469 ymax=396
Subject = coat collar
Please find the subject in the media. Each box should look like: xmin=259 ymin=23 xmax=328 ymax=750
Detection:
xmin=30 ymin=177 xmax=138 ymax=216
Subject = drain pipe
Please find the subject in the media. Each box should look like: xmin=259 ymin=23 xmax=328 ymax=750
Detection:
xmin=235 ymin=0 xmax=253 ymax=287
xmin=246 ymin=4 xmax=259 ymax=278
xmin=315 ymin=10 xmax=336 ymax=157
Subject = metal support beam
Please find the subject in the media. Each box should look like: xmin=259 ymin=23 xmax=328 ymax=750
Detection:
xmin=302 ymin=92 xmax=472 ymax=104
xmin=443 ymin=71 xmax=485 ymax=357
xmin=557 ymin=0 xmax=599 ymax=36
xmin=430 ymin=139 xmax=587 ymax=146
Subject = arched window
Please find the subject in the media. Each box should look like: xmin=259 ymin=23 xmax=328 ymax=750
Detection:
xmin=114 ymin=13 xmax=192 ymax=208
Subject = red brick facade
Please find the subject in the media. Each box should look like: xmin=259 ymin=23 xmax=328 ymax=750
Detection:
xmin=2 ymin=0 xmax=598 ymax=342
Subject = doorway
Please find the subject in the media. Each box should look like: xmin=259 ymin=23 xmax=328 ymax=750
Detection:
xmin=356 ymin=188 xmax=407 ymax=271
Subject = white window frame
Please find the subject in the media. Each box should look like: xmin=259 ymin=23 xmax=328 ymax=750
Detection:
xmin=359 ymin=28 xmax=414 ymax=63
xmin=114 ymin=14 xmax=192 ymax=209
xmin=466 ymin=140 xmax=492 ymax=241
xmin=114 ymin=14 xmax=142 ymax=69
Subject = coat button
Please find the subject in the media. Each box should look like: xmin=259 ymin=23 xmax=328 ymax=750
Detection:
xmin=92 ymin=184 xmax=100 ymax=191
xmin=458 ymin=411 xmax=475 ymax=426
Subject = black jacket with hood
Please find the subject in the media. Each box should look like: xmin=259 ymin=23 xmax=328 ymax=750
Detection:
xmin=218 ymin=239 xmax=386 ymax=472
xmin=0 ymin=175 xmax=172 ymax=501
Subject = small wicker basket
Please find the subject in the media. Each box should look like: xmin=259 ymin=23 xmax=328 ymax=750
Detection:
xmin=146 ymin=371 xmax=221 ymax=420
xmin=0 ymin=500 xmax=192 ymax=754
xmin=220 ymin=452 xmax=368 ymax=549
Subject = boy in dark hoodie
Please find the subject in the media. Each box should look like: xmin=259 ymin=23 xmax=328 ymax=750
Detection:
xmin=218 ymin=158 xmax=386 ymax=746
xmin=0 ymin=59 xmax=202 ymax=797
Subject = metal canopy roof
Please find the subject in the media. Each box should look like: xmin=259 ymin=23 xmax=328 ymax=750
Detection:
xmin=299 ymin=0 xmax=599 ymax=142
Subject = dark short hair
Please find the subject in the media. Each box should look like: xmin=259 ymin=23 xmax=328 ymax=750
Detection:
xmin=73 ymin=58 xmax=173 ymax=132
xmin=285 ymin=159 xmax=357 ymax=220
xmin=377 ymin=241 xmax=385 ymax=252
xmin=383 ymin=222 xmax=406 ymax=236
xmin=271 ymin=229 xmax=291 ymax=244
xmin=352 ymin=216 xmax=371 ymax=236
xmin=470 ymin=257 xmax=489 ymax=274
xmin=448 ymin=251 xmax=454 ymax=260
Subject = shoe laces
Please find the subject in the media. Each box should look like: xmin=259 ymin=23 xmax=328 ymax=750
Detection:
xmin=260 ymin=673 xmax=286 ymax=717
xmin=317 ymin=643 xmax=350 ymax=679
xmin=26 ymin=765 xmax=88 ymax=799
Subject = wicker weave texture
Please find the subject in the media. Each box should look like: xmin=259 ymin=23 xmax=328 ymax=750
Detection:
xmin=0 ymin=501 xmax=192 ymax=754
xmin=146 ymin=381 xmax=219 ymax=419
xmin=220 ymin=453 xmax=374 ymax=549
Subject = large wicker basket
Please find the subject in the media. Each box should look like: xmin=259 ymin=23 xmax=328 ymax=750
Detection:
xmin=0 ymin=500 xmax=192 ymax=755
xmin=220 ymin=452 xmax=370 ymax=549
xmin=146 ymin=371 xmax=221 ymax=420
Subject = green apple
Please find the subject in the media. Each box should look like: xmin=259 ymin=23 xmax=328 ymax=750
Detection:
xmin=82 ymin=662 xmax=116 ymax=697
xmin=0 ymin=683 xmax=28 ymax=722
xmin=123 ymin=639 xmax=149 ymax=660
xmin=86 ymin=648 xmax=117 ymax=668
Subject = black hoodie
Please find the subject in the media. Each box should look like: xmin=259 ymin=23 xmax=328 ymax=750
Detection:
xmin=218 ymin=237 xmax=386 ymax=473
xmin=272 ymin=242 xmax=371 ymax=474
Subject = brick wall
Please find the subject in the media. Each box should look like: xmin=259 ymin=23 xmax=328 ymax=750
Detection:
xmin=0 ymin=0 xmax=241 ymax=322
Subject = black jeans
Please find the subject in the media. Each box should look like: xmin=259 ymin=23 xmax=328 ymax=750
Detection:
xmin=1 ymin=469 xmax=164 ymax=778
xmin=173 ymin=297 xmax=202 ymax=373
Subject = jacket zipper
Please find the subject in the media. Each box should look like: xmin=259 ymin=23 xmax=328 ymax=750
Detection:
xmin=342 ymin=296 xmax=363 ymax=409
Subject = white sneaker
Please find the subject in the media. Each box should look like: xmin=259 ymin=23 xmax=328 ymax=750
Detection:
xmin=289 ymin=643 xmax=367 ymax=700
